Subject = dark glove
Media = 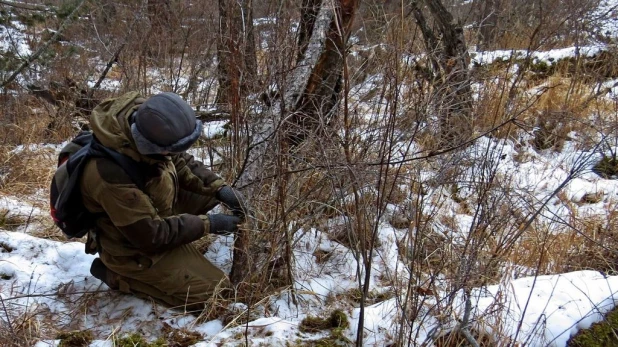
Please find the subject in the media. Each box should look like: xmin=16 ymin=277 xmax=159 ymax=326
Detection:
xmin=216 ymin=186 xmax=248 ymax=217
xmin=208 ymin=213 xmax=241 ymax=235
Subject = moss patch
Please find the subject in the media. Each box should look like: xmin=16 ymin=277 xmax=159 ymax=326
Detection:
xmin=299 ymin=310 xmax=349 ymax=333
xmin=299 ymin=316 xmax=333 ymax=333
xmin=328 ymin=310 xmax=349 ymax=330
xmin=567 ymin=305 xmax=618 ymax=346
xmin=593 ymin=156 xmax=618 ymax=179
xmin=114 ymin=333 xmax=167 ymax=347
xmin=299 ymin=310 xmax=351 ymax=346
xmin=57 ymin=330 xmax=94 ymax=347
xmin=162 ymin=324 xmax=202 ymax=347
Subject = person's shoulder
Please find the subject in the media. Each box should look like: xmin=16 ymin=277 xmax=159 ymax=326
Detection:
xmin=84 ymin=157 xmax=133 ymax=185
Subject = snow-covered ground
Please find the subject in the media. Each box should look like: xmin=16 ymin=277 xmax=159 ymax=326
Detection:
xmin=597 ymin=0 xmax=618 ymax=39
xmin=0 ymin=198 xmax=618 ymax=347
xmin=2 ymin=122 xmax=618 ymax=346
xmin=1 ymin=214 xmax=617 ymax=346
xmin=471 ymin=45 xmax=609 ymax=66
xmin=0 ymin=20 xmax=31 ymax=57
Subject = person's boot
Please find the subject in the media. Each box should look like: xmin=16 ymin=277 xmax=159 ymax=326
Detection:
xmin=90 ymin=258 xmax=120 ymax=290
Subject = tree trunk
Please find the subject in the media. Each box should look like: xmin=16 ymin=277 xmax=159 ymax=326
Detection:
xmin=284 ymin=0 xmax=359 ymax=145
xmin=229 ymin=0 xmax=359 ymax=290
xmin=412 ymin=0 xmax=472 ymax=147
xmin=220 ymin=0 xmax=258 ymax=288
xmin=297 ymin=0 xmax=322 ymax=62
xmin=216 ymin=0 xmax=258 ymax=106
xmin=478 ymin=0 xmax=499 ymax=50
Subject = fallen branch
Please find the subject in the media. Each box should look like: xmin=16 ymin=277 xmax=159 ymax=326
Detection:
xmin=1 ymin=289 xmax=111 ymax=301
xmin=0 ymin=0 xmax=50 ymax=12
xmin=196 ymin=109 xmax=231 ymax=122
xmin=87 ymin=44 xmax=125 ymax=99
xmin=1 ymin=0 xmax=87 ymax=89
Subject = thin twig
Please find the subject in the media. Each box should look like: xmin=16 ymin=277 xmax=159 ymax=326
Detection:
xmin=0 ymin=295 xmax=16 ymax=338
xmin=2 ymin=289 xmax=111 ymax=301
xmin=459 ymin=291 xmax=480 ymax=347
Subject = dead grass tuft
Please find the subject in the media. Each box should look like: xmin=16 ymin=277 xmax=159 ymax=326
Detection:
xmin=113 ymin=333 xmax=166 ymax=347
xmin=434 ymin=329 xmax=496 ymax=347
xmin=592 ymin=156 xmax=618 ymax=179
xmin=0 ymin=144 xmax=57 ymax=197
xmin=0 ymin=209 xmax=28 ymax=231
xmin=335 ymin=288 xmax=395 ymax=306
xmin=161 ymin=322 xmax=202 ymax=347
xmin=0 ymin=303 xmax=47 ymax=347
xmin=0 ymin=94 xmax=76 ymax=146
xmin=525 ymin=76 xmax=610 ymax=152
xmin=299 ymin=310 xmax=349 ymax=333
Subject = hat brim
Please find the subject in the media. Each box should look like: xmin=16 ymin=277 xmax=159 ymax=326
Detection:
xmin=131 ymin=121 xmax=203 ymax=155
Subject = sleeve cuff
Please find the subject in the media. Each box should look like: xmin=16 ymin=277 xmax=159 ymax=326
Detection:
xmin=210 ymin=179 xmax=226 ymax=192
xmin=199 ymin=214 xmax=211 ymax=234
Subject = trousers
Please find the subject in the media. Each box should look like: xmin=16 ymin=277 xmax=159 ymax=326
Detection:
xmin=100 ymin=242 xmax=230 ymax=312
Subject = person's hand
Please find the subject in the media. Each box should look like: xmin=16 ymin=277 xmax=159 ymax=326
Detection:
xmin=216 ymin=186 xmax=248 ymax=217
xmin=207 ymin=213 xmax=241 ymax=235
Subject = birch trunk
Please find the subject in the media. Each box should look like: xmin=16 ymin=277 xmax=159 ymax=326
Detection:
xmin=229 ymin=0 xmax=358 ymax=290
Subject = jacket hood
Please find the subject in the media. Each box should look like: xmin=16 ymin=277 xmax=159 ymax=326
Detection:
xmin=89 ymin=91 xmax=155 ymax=163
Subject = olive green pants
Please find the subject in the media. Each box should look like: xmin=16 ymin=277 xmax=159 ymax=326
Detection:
xmin=100 ymin=243 xmax=230 ymax=312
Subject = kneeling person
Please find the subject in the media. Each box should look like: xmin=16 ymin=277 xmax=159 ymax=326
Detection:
xmin=81 ymin=91 xmax=246 ymax=312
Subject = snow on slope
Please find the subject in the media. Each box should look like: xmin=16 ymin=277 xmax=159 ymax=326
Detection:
xmin=0 ymin=20 xmax=31 ymax=57
xmin=1 ymin=224 xmax=617 ymax=346
xmin=4 ymin=128 xmax=618 ymax=346
xmin=596 ymin=0 xmax=618 ymax=39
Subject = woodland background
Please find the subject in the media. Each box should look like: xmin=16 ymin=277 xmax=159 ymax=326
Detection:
xmin=1 ymin=0 xmax=618 ymax=346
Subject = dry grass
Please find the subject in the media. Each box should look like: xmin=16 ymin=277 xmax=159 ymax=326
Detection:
xmin=561 ymin=206 xmax=618 ymax=274
xmin=0 ymin=145 xmax=56 ymax=196
xmin=434 ymin=329 xmax=496 ymax=347
xmin=471 ymin=69 xmax=616 ymax=151
xmin=0 ymin=140 xmax=63 ymax=239
xmin=0 ymin=209 xmax=28 ymax=231
xmin=0 ymin=298 xmax=48 ymax=346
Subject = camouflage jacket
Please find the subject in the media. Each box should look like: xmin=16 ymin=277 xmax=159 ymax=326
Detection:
xmin=80 ymin=92 xmax=224 ymax=262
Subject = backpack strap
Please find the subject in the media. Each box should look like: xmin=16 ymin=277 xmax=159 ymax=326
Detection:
xmin=89 ymin=137 xmax=146 ymax=190
xmin=58 ymin=131 xmax=94 ymax=166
